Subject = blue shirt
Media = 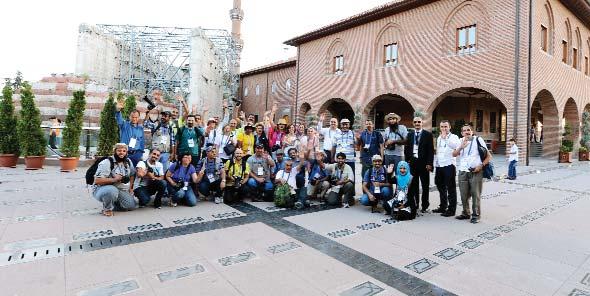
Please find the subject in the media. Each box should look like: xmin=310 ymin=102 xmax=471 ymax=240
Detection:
xmin=359 ymin=130 xmax=383 ymax=163
xmin=309 ymin=160 xmax=328 ymax=185
xmin=363 ymin=167 xmax=387 ymax=191
xmin=333 ymin=130 xmax=356 ymax=162
xmin=168 ymin=163 xmax=196 ymax=183
xmin=195 ymin=158 xmax=224 ymax=181
xmin=116 ymin=111 xmax=145 ymax=152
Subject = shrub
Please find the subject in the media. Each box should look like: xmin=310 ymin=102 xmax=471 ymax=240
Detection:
xmin=61 ymin=90 xmax=86 ymax=157
xmin=97 ymin=93 xmax=119 ymax=156
xmin=17 ymin=83 xmax=45 ymax=156
xmin=0 ymin=80 xmax=19 ymax=155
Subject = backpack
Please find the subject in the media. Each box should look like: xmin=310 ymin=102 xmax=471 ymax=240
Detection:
xmin=475 ymin=136 xmax=495 ymax=179
xmin=274 ymin=183 xmax=295 ymax=208
xmin=85 ymin=156 xmax=132 ymax=185
xmin=228 ymin=159 xmax=247 ymax=177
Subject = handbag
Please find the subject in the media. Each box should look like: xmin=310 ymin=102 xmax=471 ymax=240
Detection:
xmin=223 ymin=135 xmax=236 ymax=156
xmin=475 ymin=136 xmax=494 ymax=179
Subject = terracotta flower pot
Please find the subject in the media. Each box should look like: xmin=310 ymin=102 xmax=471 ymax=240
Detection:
xmin=59 ymin=157 xmax=79 ymax=172
xmin=579 ymin=151 xmax=589 ymax=161
xmin=558 ymin=151 xmax=572 ymax=163
xmin=24 ymin=156 xmax=45 ymax=170
xmin=0 ymin=154 xmax=19 ymax=168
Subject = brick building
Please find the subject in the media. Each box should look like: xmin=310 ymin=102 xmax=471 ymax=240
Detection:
xmin=240 ymin=0 xmax=590 ymax=163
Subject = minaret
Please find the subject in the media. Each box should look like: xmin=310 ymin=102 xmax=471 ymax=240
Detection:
xmin=230 ymin=0 xmax=244 ymax=73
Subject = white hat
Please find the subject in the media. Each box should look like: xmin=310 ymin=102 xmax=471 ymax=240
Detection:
xmin=340 ymin=118 xmax=351 ymax=124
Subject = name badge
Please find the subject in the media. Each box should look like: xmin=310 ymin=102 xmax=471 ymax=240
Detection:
xmin=413 ymin=144 xmax=419 ymax=158
xmin=374 ymin=186 xmax=381 ymax=194
xmin=275 ymin=140 xmax=281 ymax=146
xmin=314 ymin=173 xmax=321 ymax=179
xmin=257 ymin=167 xmax=264 ymax=176
xmin=129 ymin=138 xmax=137 ymax=149
xmin=182 ymin=181 xmax=189 ymax=191
xmin=187 ymin=139 xmax=195 ymax=148
xmin=160 ymin=135 xmax=169 ymax=145
xmin=364 ymin=144 xmax=370 ymax=149
xmin=207 ymin=173 xmax=215 ymax=183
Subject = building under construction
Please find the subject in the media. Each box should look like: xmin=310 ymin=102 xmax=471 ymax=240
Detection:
xmin=74 ymin=0 xmax=244 ymax=116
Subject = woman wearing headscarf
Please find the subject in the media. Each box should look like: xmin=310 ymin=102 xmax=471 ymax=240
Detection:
xmin=385 ymin=161 xmax=415 ymax=220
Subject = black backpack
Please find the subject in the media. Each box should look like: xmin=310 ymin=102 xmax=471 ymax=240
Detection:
xmin=228 ymin=159 xmax=247 ymax=177
xmin=85 ymin=156 xmax=131 ymax=185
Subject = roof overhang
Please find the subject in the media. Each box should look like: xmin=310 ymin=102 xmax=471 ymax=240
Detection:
xmin=240 ymin=59 xmax=297 ymax=78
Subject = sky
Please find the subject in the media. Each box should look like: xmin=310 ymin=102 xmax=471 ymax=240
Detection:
xmin=0 ymin=0 xmax=391 ymax=82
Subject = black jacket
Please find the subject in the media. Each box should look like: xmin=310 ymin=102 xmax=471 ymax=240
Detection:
xmin=404 ymin=129 xmax=434 ymax=167
xmin=254 ymin=132 xmax=271 ymax=154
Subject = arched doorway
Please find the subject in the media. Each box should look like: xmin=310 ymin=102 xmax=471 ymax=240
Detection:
xmin=364 ymin=94 xmax=414 ymax=130
xmin=531 ymin=90 xmax=559 ymax=158
xmin=318 ymin=98 xmax=355 ymax=126
xmin=584 ymin=103 xmax=590 ymax=113
xmin=563 ymin=98 xmax=580 ymax=153
xmin=299 ymin=102 xmax=313 ymax=126
xmin=429 ymin=87 xmax=508 ymax=154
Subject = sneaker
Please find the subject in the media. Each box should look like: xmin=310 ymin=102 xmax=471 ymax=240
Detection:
xmin=441 ymin=212 xmax=455 ymax=217
xmin=420 ymin=209 xmax=429 ymax=213
xmin=169 ymin=200 xmax=178 ymax=207
xmin=455 ymin=214 xmax=470 ymax=220
xmin=343 ymin=203 xmax=350 ymax=208
xmin=214 ymin=197 xmax=221 ymax=204
xmin=470 ymin=217 xmax=480 ymax=224
xmin=432 ymin=208 xmax=445 ymax=213
xmin=294 ymin=201 xmax=304 ymax=210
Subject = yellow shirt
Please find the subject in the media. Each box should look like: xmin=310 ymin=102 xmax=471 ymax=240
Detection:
xmin=224 ymin=159 xmax=250 ymax=186
xmin=237 ymin=132 xmax=254 ymax=155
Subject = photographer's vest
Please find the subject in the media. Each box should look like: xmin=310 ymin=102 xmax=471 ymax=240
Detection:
xmin=178 ymin=127 xmax=200 ymax=156
xmin=151 ymin=123 xmax=172 ymax=153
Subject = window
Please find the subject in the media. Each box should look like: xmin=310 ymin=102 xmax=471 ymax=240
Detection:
xmin=243 ymin=87 xmax=249 ymax=97
xmin=384 ymin=43 xmax=398 ymax=66
xmin=490 ymin=112 xmax=497 ymax=133
xmin=585 ymin=56 xmax=589 ymax=75
xmin=456 ymin=25 xmax=477 ymax=54
xmin=255 ymin=84 xmax=260 ymax=96
xmin=334 ymin=55 xmax=344 ymax=74
xmin=271 ymin=81 xmax=277 ymax=93
xmin=476 ymin=109 xmax=483 ymax=132
xmin=562 ymin=40 xmax=568 ymax=63
xmin=541 ymin=25 xmax=548 ymax=52
xmin=285 ymin=79 xmax=292 ymax=91
xmin=573 ymin=48 xmax=578 ymax=69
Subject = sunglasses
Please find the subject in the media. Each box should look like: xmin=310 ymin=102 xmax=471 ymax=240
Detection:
xmin=413 ymin=121 xmax=422 ymax=123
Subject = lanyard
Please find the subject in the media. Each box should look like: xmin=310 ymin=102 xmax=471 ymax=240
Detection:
xmin=364 ymin=131 xmax=373 ymax=146
xmin=461 ymin=137 xmax=475 ymax=157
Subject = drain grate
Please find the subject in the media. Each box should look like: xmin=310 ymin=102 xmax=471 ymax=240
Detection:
xmin=73 ymin=230 xmax=115 ymax=241
xmin=212 ymin=211 xmax=242 ymax=219
xmin=157 ymin=264 xmax=206 ymax=282
xmin=79 ymin=279 xmax=140 ymax=296
xmin=327 ymin=229 xmax=356 ymax=239
xmin=0 ymin=244 xmax=65 ymax=267
xmin=172 ymin=217 xmax=204 ymax=225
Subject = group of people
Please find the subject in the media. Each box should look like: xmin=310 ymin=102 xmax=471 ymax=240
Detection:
xmin=90 ymin=93 xmax=514 ymax=224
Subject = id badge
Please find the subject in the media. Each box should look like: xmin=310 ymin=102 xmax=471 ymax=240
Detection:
xmin=275 ymin=140 xmax=281 ymax=146
xmin=257 ymin=167 xmax=264 ymax=176
xmin=182 ymin=181 xmax=189 ymax=191
xmin=374 ymin=186 xmax=381 ymax=194
xmin=129 ymin=138 xmax=137 ymax=149
xmin=160 ymin=135 xmax=169 ymax=145
xmin=314 ymin=173 xmax=321 ymax=179
xmin=187 ymin=138 xmax=195 ymax=148
xmin=413 ymin=144 xmax=419 ymax=157
xmin=207 ymin=173 xmax=215 ymax=183
xmin=364 ymin=144 xmax=370 ymax=149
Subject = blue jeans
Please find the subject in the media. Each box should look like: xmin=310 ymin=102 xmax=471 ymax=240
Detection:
xmin=508 ymin=160 xmax=517 ymax=179
xmin=167 ymin=183 xmax=197 ymax=206
xmin=360 ymin=187 xmax=392 ymax=207
xmin=128 ymin=150 xmax=144 ymax=166
xmin=159 ymin=152 xmax=171 ymax=173
xmin=134 ymin=180 xmax=166 ymax=207
xmin=246 ymin=178 xmax=274 ymax=191
xmin=198 ymin=177 xmax=222 ymax=197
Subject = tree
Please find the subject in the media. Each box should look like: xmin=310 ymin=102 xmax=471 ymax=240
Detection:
xmin=581 ymin=111 xmax=590 ymax=149
xmin=352 ymin=104 xmax=363 ymax=131
xmin=12 ymin=71 xmax=23 ymax=91
xmin=97 ymin=93 xmax=119 ymax=156
xmin=0 ymin=80 xmax=19 ymax=155
xmin=121 ymin=93 xmax=137 ymax=119
xmin=61 ymin=90 xmax=86 ymax=157
xmin=17 ymin=82 xmax=45 ymax=156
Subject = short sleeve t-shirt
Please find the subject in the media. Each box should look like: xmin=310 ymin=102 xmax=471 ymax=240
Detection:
xmin=135 ymin=160 xmax=164 ymax=188
xmin=168 ymin=162 xmax=196 ymax=183
xmin=247 ymin=155 xmax=271 ymax=180
xmin=276 ymin=168 xmax=300 ymax=189
xmin=94 ymin=157 xmax=135 ymax=191
xmin=237 ymin=132 xmax=255 ymax=155
xmin=362 ymin=167 xmax=387 ymax=191
xmin=195 ymin=158 xmax=224 ymax=181
xmin=383 ymin=125 xmax=408 ymax=156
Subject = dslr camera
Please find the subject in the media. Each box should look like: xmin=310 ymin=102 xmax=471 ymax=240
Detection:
xmin=233 ymin=177 xmax=243 ymax=189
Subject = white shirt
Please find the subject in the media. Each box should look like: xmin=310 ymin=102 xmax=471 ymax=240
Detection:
xmin=457 ymin=136 xmax=486 ymax=172
xmin=435 ymin=133 xmax=460 ymax=167
xmin=276 ymin=168 xmax=300 ymax=189
xmin=214 ymin=133 xmax=236 ymax=160
xmin=317 ymin=124 xmax=340 ymax=150
xmin=509 ymin=144 xmax=519 ymax=162
xmin=134 ymin=160 xmax=164 ymax=188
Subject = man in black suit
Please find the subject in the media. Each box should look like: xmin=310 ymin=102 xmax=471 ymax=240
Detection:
xmin=404 ymin=116 xmax=434 ymax=214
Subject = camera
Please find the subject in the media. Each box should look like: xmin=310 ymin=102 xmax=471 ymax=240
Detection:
xmin=121 ymin=175 xmax=130 ymax=184
xmin=234 ymin=177 xmax=242 ymax=188
xmin=147 ymin=166 xmax=154 ymax=174
xmin=143 ymin=95 xmax=157 ymax=111
xmin=330 ymin=176 xmax=339 ymax=186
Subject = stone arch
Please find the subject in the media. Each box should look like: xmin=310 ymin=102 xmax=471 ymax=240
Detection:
xmin=430 ymin=87 xmax=508 ymax=154
xmin=299 ymin=102 xmax=312 ymax=125
xmin=318 ymin=98 xmax=355 ymax=127
xmin=442 ymin=0 xmax=490 ymax=55
xmin=531 ymin=89 xmax=559 ymax=157
xmin=542 ymin=0 xmax=555 ymax=55
xmin=562 ymin=18 xmax=573 ymax=64
xmin=325 ymin=39 xmax=348 ymax=74
xmin=363 ymin=94 xmax=414 ymax=129
xmin=585 ymin=103 xmax=590 ymax=113
xmin=374 ymin=23 xmax=403 ymax=67
xmin=563 ymin=97 xmax=580 ymax=152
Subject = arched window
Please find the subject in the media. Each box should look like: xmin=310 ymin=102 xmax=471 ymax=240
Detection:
xmin=442 ymin=1 xmax=488 ymax=56
xmin=255 ymin=84 xmax=261 ymax=96
xmin=326 ymin=39 xmax=347 ymax=74
xmin=375 ymin=23 xmax=402 ymax=67
xmin=540 ymin=0 xmax=555 ymax=54
xmin=286 ymin=79 xmax=292 ymax=92
xmin=243 ymin=87 xmax=249 ymax=97
xmin=271 ymin=81 xmax=277 ymax=93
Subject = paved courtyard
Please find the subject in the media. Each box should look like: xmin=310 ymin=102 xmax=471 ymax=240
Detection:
xmin=0 ymin=159 xmax=589 ymax=296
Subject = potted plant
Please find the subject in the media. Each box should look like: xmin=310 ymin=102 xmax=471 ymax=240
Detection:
xmin=59 ymin=90 xmax=86 ymax=171
xmin=0 ymin=80 xmax=19 ymax=167
xmin=579 ymin=146 xmax=589 ymax=161
xmin=558 ymin=123 xmax=573 ymax=163
xmin=97 ymin=93 xmax=119 ymax=157
xmin=579 ymin=111 xmax=590 ymax=161
xmin=17 ymin=82 xmax=46 ymax=169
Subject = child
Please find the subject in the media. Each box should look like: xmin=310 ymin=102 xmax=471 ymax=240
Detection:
xmin=507 ymin=138 xmax=518 ymax=180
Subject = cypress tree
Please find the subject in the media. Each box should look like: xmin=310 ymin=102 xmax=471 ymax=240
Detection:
xmin=121 ymin=93 xmax=137 ymax=119
xmin=97 ymin=93 xmax=119 ymax=156
xmin=0 ymin=80 xmax=19 ymax=155
xmin=17 ymin=82 xmax=46 ymax=156
xmin=61 ymin=90 xmax=86 ymax=157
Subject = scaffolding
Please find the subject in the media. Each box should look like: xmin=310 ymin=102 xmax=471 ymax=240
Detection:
xmin=94 ymin=24 xmax=240 ymax=101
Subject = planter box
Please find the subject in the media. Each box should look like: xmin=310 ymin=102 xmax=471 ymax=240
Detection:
xmin=579 ymin=151 xmax=590 ymax=161
xmin=0 ymin=154 xmax=18 ymax=168
xmin=558 ymin=151 xmax=572 ymax=163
